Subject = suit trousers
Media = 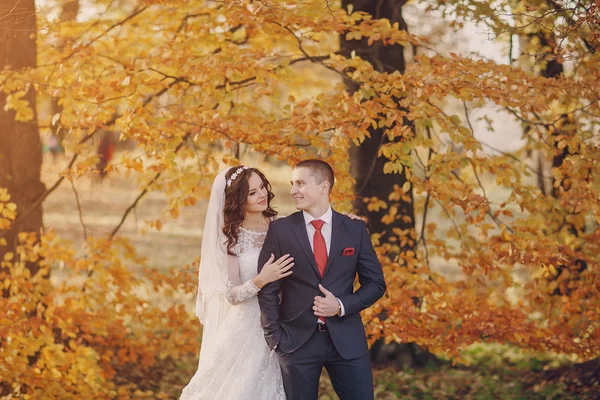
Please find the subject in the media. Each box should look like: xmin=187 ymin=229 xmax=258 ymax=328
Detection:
xmin=275 ymin=325 xmax=374 ymax=400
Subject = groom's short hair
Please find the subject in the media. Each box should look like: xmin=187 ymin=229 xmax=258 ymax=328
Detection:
xmin=294 ymin=159 xmax=335 ymax=192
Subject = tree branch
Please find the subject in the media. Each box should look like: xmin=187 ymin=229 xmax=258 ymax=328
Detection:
xmin=9 ymin=80 xmax=183 ymax=228
xmin=356 ymin=128 xmax=388 ymax=196
xmin=434 ymin=198 xmax=463 ymax=242
xmin=468 ymin=159 xmax=514 ymax=233
xmin=38 ymin=6 xmax=148 ymax=68
xmin=108 ymin=133 xmax=192 ymax=240
xmin=414 ymin=126 xmax=434 ymax=253
xmin=176 ymin=12 xmax=212 ymax=34
xmin=68 ymin=177 xmax=87 ymax=241
xmin=462 ymin=100 xmax=475 ymax=135
xmin=270 ymin=19 xmax=356 ymax=88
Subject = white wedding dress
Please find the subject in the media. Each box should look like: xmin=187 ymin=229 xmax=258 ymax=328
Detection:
xmin=181 ymin=226 xmax=286 ymax=400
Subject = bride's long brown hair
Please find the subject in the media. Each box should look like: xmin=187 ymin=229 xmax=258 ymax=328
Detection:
xmin=223 ymin=167 xmax=277 ymax=256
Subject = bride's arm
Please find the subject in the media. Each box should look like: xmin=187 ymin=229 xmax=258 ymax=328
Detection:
xmin=225 ymin=254 xmax=261 ymax=305
xmin=225 ymin=252 xmax=294 ymax=306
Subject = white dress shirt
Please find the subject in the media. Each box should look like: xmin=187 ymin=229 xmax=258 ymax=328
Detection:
xmin=303 ymin=206 xmax=346 ymax=317
xmin=303 ymin=207 xmax=333 ymax=255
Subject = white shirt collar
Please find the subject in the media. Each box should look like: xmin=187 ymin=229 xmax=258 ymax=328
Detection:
xmin=303 ymin=206 xmax=332 ymax=226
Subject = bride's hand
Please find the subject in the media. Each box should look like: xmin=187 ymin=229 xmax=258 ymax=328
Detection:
xmin=256 ymin=254 xmax=294 ymax=288
xmin=342 ymin=212 xmax=364 ymax=221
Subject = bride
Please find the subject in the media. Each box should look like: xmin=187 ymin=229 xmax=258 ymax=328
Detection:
xmin=180 ymin=166 xmax=292 ymax=399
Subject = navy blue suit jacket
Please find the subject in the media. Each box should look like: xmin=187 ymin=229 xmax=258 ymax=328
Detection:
xmin=257 ymin=210 xmax=386 ymax=360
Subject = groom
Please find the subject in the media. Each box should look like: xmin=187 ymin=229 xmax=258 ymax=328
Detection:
xmin=258 ymin=159 xmax=386 ymax=400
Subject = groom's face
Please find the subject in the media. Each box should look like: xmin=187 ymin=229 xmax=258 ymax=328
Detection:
xmin=291 ymin=167 xmax=328 ymax=211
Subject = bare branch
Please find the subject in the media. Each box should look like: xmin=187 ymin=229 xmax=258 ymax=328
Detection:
xmin=434 ymin=198 xmax=463 ymax=242
xmin=479 ymin=140 xmax=552 ymax=180
xmin=38 ymin=6 xmax=148 ymax=68
xmin=468 ymin=159 xmax=514 ymax=234
xmin=270 ymin=19 xmax=356 ymax=87
xmin=414 ymin=126 xmax=434 ymax=252
xmin=462 ymin=100 xmax=475 ymax=135
xmin=176 ymin=12 xmax=212 ymax=34
xmin=68 ymin=177 xmax=87 ymax=241
xmin=324 ymin=0 xmax=335 ymax=19
xmin=10 ymin=80 xmax=183 ymax=227
xmin=108 ymin=133 xmax=192 ymax=239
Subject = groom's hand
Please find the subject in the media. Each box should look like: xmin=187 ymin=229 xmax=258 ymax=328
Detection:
xmin=313 ymin=284 xmax=340 ymax=317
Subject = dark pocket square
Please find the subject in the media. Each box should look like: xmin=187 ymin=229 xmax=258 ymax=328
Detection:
xmin=341 ymin=247 xmax=355 ymax=256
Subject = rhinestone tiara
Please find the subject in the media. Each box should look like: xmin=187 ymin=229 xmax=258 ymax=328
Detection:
xmin=226 ymin=166 xmax=249 ymax=187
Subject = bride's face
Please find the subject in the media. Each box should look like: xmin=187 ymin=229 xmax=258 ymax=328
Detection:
xmin=243 ymin=172 xmax=269 ymax=213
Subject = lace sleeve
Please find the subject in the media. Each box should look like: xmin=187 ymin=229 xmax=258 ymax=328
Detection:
xmin=225 ymin=253 xmax=260 ymax=305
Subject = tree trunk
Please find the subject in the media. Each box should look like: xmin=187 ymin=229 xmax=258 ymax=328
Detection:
xmin=536 ymin=31 xmax=588 ymax=282
xmin=341 ymin=0 xmax=434 ymax=368
xmin=530 ymin=32 xmax=575 ymax=218
xmin=0 ymin=0 xmax=46 ymax=279
xmin=50 ymin=1 xmax=80 ymax=144
xmin=341 ymin=0 xmax=413 ymax=246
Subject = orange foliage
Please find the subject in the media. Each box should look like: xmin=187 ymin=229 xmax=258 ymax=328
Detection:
xmin=1 ymin=0 xmax=599 ymax=397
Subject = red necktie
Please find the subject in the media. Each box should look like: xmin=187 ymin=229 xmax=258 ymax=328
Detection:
xmin=311 ymin=219 xmax=328 ymax=324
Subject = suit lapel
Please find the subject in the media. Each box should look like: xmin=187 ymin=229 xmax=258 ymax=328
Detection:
xmin=291 ymin=212 xmax=321 ymax=278
xmin=323 ymin=211 xmax=346 ymax=279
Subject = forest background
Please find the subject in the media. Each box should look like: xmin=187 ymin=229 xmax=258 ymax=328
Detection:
xmin=1 ymin=0 xmax=599 ymax=398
